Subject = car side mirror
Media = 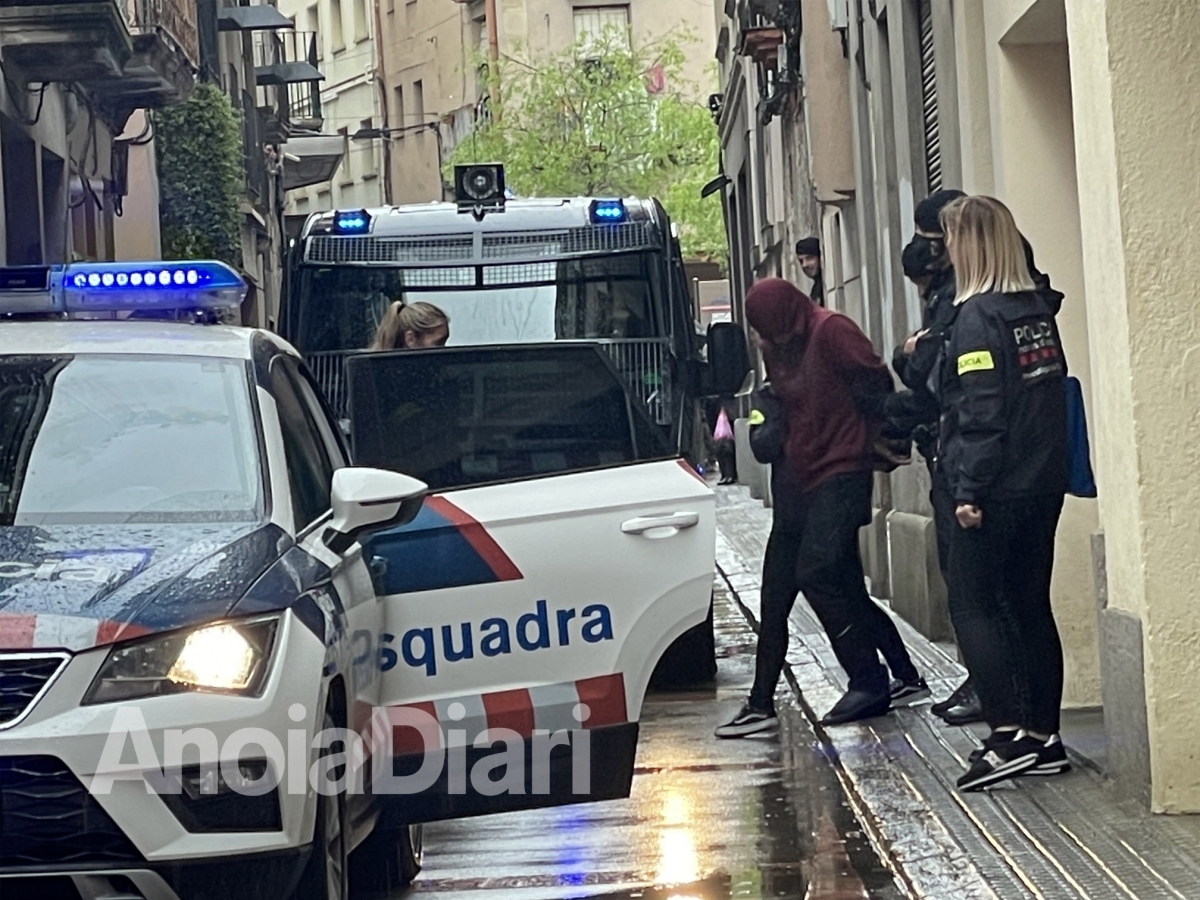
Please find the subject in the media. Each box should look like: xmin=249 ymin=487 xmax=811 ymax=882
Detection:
xmin=324 ymin=467 xmax=428 ymax=554
xmin=707 ymin=322 xmax=752 ymax=396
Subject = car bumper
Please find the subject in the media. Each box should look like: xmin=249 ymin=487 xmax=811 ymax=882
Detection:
xmin=0 ymin=846 xmax=311 ymax=900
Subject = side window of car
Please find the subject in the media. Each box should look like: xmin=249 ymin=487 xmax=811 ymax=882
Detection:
xmin=293 ymin=361 xmax=350 ymax=469
xmin=270 ymin=358 xmax=335 ymax=532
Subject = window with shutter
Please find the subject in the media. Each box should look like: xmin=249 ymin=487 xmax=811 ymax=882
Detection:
xmin=919 ymin=0 xmax=941 ymax=193
xmin=573 ymin=6 xmax=631 ymax=56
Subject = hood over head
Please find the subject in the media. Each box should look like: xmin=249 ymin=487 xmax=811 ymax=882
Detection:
xmin=746 ymin=278 xmax=815 ymax=347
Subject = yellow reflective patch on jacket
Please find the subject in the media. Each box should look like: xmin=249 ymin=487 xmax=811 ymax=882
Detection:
xmin=748 ymin=409 xmax=766 ymax=426
xmin=957 ymin=350 xmax=995 ymax=375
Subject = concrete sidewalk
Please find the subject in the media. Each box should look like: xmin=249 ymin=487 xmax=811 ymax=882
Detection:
xmin=714 ymin=483 xmax=1200 ymax=900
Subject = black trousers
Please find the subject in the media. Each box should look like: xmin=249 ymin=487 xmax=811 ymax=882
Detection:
xmin=929 ymin=462 xmax=955 ymax=582
xmin=947 ymin=494 xmax=1065 ymax=735
xmin=749 ymin=471 xmax=919 ymax=708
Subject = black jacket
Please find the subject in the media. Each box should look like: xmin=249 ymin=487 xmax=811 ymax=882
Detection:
xmin=886 ymin=273 xmax=956 ymax=459
xmin=938 ymin=289 xmax=1068 ymax=504
xmin=888 ymin=239 xmax=1063 ymax=461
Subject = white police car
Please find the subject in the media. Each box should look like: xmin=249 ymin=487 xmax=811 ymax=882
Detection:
xmin=0 ymin=261 xmax=716 ymax=900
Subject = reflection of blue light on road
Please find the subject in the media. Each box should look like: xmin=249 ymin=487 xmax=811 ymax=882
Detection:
xmin=554 ymin=807 xmax=590 ymax=887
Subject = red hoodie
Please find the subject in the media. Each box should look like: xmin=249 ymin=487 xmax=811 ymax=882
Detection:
xmin=745 ymin=278 xmax=893 ymax=492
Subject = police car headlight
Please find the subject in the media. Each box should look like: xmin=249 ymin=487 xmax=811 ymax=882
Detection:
xmin=84 ymin=616 xmax=279 ymax=705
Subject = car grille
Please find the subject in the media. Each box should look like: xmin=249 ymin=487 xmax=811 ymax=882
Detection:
xmin=0 ymin=756 xmax=142 ymax=868
xmin=0 ymin=654 xmax=67 ymax=728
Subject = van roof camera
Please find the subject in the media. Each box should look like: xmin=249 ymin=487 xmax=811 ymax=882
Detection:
xmin=455 ymin=164 xmax=506 ymax=220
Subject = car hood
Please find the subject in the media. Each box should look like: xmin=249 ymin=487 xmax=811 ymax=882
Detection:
xmin=0 ymin=522 xmax=290 ymax=652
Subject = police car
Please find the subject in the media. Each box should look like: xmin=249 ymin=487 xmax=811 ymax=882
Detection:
xmin=0 ymin=261 xmax=716 ymax=900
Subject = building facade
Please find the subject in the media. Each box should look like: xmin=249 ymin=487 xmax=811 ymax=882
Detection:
xmin=277 ymin=0 xmax=386 ymax=225
xmin=379 ymin=0 xmax=720 ymax=204
xmin=718 ymin=0 xmax=1200 ymax=813
xmin=0 ymin=0 xmax=197 ymax=266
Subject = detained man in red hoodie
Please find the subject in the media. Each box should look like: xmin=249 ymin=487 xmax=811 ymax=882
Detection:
xmin=716 ymin=278 xmax=928 ymax=736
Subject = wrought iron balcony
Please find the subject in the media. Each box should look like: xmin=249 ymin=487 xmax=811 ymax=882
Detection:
xmin=254 ymin=29 xmax=325 ymax=134
xmin=0 ymin=0 xmax=198 ymax=121
xmin=0 ymin=1 xmax=133 ymax=83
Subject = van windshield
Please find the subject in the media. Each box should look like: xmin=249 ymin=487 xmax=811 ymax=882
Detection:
xmin=292 ymin=252 xmax=664 ymax=354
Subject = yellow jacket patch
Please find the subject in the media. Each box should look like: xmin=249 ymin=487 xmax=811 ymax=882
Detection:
xmin=748 ymin=409 xmax=766 ymax=426
xmin=957 ymin=350 xmax=995 ymax=375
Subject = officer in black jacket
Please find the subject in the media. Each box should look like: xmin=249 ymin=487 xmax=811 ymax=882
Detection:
xmin=887 ymin=189 xmax=1063 ymax=727
xmin=935 ymin=195 xmax=1070 ymax=792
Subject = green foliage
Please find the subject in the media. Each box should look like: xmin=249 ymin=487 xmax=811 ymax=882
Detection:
xmin=155 ymin=83 xmax=244 ymax=264
xmin=450 ymin=31 xmax=726 ymax=262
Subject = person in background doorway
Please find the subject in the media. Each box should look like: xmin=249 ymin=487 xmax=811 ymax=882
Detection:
xmin=936 ymin=195 xmax=1070 ymax=791
xmin=715 ymin=278 xmax=927 ymax=738
xmin=369 ymin=299 xmax=450 ymax=350
xmin=796 ymin=237 xmax=824 ymax=307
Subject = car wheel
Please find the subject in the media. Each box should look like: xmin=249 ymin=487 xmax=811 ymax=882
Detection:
xmin=298 ymin=709 xmax=348 ymax=900
xmin=400 ymin=824 xmax=424 ymax=884
xmin=648 ymin=592 xmax=717 ymax=688
xmin=350 ymin=822 xmax=424 ymax=897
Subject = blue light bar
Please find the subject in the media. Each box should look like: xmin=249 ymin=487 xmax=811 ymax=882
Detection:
xmin=590 ymin=199 xmax=627 ymax=224
xmin=0 ymin=260 xmax=248 ymax=317
xmin=333 ymin=210 xmax=371 ymax=235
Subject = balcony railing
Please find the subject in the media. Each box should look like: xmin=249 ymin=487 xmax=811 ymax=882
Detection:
xmin=254 ymin=29 xmax=324 ymax=132
xmin=124 ymin=0 xmax=199 ymax=70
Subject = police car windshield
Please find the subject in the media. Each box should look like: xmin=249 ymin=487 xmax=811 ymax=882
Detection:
xmin=0 ymin=355 xmax=263 ymax=526
xmin=293 ymin=253 xmax=662 ymax=353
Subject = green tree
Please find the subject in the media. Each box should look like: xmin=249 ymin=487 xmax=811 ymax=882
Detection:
xmin=450 ymin=31 xmax=726 ymax=262
xmin=155 ymin=83 xmax=244 ymax=264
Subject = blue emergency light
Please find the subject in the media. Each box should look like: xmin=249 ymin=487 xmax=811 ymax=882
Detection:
xmin=589 ymin=199 xmax=628 ymax=224
xmin=333 ymin=210 xmax=371 ymax=234
xmin=0 ymin=260 xmax=248 ymax=316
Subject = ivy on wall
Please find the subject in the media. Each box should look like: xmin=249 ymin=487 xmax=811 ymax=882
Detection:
xmin=155 ymin=83 xmax=243 ymax=264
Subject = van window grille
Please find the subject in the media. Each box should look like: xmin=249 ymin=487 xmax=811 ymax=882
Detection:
xmin=305 ymin=223 xmax=659 ymax=266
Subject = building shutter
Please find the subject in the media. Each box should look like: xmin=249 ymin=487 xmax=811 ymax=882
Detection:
xmin=918 ymin=0 xmax=941 ymax=193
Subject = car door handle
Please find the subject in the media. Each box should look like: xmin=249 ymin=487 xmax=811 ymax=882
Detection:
xmin=621 ymin=512 xmax=701 ymax=535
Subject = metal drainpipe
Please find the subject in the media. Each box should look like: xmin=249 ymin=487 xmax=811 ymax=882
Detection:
xmin=485 ymin=0 xmax=501 ymax=120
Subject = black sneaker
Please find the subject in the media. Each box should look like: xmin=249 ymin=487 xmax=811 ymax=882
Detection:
xmin=820 ymin=687 xmax=892 ymax=726
xmin=890 ymin=676 xmax=931 ymax=708
xmin=931 ymin=679 xmax=974 ymax=717
xmin=936 ymin=682 xmax=984 ymax=726
xmin=1023 ymin=734 xmax=1071 ymax=777
xmin=968 ymin=728 xmax=1018 ymax=763
xmin=715 ymin=704 xmax=778 ymax=738
xmin=957 ymin=731 xmax=1042 ymax=791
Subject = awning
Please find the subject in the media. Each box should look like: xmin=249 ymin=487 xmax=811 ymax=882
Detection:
xmin=282 ymin=135 xmax=345 ymax=191
xmin=256 ymin=62 xmax=324 ymax=86
xmin=218 ymin=6 xmax=294 ymax=31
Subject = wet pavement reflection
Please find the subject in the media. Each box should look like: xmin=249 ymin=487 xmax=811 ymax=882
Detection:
xmin=403 ymin=592 xmax=902 ymax=900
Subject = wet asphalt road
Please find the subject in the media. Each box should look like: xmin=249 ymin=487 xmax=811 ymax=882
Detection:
xmin=399 ymin=590 xmax=902 ymax=900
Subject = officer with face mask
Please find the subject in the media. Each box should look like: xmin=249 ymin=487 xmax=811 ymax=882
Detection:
xmin=888 ymin=189 xmax=1063 ymax=727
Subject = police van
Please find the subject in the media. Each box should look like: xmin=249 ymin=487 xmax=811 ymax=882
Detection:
xmin=0 ymin=260 xmax=720 ymax=900
xmin=282 ymin=165 xmax=751 ymax=682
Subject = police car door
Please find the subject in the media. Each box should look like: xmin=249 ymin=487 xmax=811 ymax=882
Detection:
xmin=346 ymin=344 xmax=714 ymax=824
